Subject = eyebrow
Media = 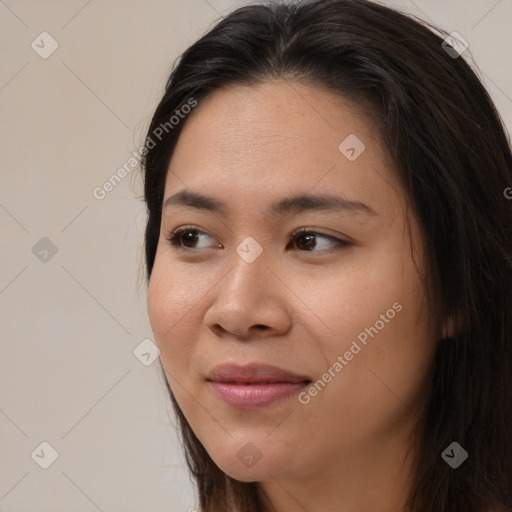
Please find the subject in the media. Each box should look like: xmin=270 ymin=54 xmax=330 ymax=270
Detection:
xmin=162 ymin=190 xmax=377 ymax=217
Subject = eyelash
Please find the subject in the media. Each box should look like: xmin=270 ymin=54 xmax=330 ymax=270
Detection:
xmin=165 ymin=226 xmax=351 ymax=254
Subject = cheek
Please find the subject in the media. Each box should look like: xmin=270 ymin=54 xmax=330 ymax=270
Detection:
xmin=313 ymin=249 xmax=433 ymax=398
xmin=326 ymin=282 xmax=432 ymax=411
xmin=147 ymin=263 xmax=203 ymax=410
xmin=147 ymin=254 xmax=209 ymax=336
xmin=146 ymin=260 xmax=202 ymax=368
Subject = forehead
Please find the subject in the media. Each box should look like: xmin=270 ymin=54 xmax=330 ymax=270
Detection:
xmin=171 ymin=80 xmax=378 ymax=157
xmin=164 ymin=80 xmax=401 ymax=218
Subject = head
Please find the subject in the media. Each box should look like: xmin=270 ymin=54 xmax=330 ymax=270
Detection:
xmin=141 ymin=1 xmax=512 ymax=511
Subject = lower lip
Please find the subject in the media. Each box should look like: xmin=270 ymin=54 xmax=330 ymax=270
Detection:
xmin=208 ymin=381 xmax=309 ymax=409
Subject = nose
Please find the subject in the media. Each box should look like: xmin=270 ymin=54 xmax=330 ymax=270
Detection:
xmin=203 ymin=248 xmax=292 ymax=341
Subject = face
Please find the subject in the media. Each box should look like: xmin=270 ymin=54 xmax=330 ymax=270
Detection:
xmin=147 ymin=81 xmax=439 ymax=486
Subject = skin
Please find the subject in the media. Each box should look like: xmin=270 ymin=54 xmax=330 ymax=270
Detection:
xmin=147 ymin=81 xmax=446 ymax=512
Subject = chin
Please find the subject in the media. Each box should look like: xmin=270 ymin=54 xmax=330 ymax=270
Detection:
xmin=208 ymin=444 xmax=291 ymax=484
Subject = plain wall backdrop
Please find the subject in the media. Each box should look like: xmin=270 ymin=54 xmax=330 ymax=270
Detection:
xmin=0 ymin=0 xmax=511 ymax=511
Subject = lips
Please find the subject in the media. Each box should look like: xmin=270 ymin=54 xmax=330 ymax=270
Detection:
xmin=206 ymin=362 xmax=311 ymax=384
xmin=206 ymin=363 xmax=312 ymax=408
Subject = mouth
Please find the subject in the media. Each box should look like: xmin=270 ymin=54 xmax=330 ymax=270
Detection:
xmin=206 ymin=363 xmax=312 ymax=409
xmin=206 ymin=362 xmax=311 ymax=383
xmin=207 ymin=381 xmax=311 ymax=409
xmin=212 ymin=380 xmax=312 ymax=385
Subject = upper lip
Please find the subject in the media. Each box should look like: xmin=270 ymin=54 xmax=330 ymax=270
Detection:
xmin=207 ymin=363 xmax=311 ymax=384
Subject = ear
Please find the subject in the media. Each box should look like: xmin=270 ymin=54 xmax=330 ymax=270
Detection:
xmin=441 ymin=313 xmax=464 ymax=339
xmin=441 ymin=318 xmax=455 ymax=339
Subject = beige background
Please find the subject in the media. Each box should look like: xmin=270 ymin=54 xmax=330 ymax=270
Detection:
xmin=0 ymin=1 xmax=510 ymax=511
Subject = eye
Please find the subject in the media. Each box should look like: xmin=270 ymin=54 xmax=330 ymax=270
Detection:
xmin=166 ymin=226 xmax=351 ymax=253
xmin=166 ymin=226 xmax=220 ymax=250
xmin=289 ymin=228 xmax=351 ymax=253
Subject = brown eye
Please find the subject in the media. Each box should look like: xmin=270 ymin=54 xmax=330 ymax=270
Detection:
xmin=181 ymin=230 xmax=199 ymax=248
xmin=294 ymin=232 xmax=317 ymax=250
xmin=166 ymin=227 xmax=350 ymax=253
xmin=167 ymin=227 xmax=218 ymax=250
xmin=291 ymin=229 xmax=351 ymax=252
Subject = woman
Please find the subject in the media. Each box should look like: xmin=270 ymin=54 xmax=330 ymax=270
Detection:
xmin=140 ymin=0 xmax=512 ymax=510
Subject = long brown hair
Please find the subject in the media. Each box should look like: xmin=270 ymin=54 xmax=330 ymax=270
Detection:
xmin=140 ymin=1 xmax=512 ymax=510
